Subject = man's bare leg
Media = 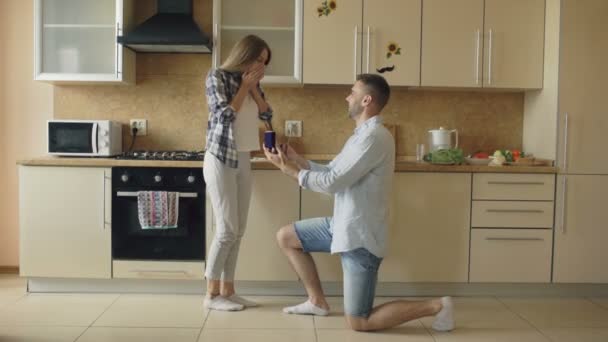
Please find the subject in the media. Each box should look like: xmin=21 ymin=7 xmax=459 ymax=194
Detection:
xmin=346 ymin=297 xmax=453 ymax=332
xmin=276 ymin=224 xmax=329 ymax=311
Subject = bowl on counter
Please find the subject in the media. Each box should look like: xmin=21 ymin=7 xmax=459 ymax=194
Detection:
xmin=465 ymin=157 xmax=491 ymax=165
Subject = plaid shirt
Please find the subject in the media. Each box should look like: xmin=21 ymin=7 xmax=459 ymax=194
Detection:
xmin=205 ymin=68 xmax=273 ymax=168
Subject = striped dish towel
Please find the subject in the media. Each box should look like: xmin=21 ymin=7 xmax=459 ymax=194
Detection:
xmin=137 ymin=191 xmax=179 ymax=229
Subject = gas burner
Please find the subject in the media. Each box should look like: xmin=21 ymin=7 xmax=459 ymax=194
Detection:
xmin=115 ymin=150 xmax=205 ymax=161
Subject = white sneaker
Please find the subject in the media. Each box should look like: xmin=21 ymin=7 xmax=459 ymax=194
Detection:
xmin=432 ymin=296 xmax=454 ymax=332
xmin=203 ymin=295 xmax=244 ymax=311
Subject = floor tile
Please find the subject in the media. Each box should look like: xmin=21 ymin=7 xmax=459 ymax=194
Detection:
xmin=499 ymin=297 xmax=608 ymax=328
xmin=418 ymin=297 xmax=531 ymax=329
xmin=0 ymin=326 xmax=86 ymax=342
xmin=588 ymin=298 xmax=608 ymax=310
xmin=430 ymin=328 xmax=550 ymax=342
xmin=199 ymin=328 xmax=316 ymax=342
xmin=0 ymin=292 xmax=27 ymax=309
xmin=76 ymin=327 xmax=200 ymax=342
xmin=204 ymin=296 xmax=313 ymax=329
xmin=540 ymin=327 xmax=608 ymax=342
xmin=0 ymin=293 xmax=118 ymax=326
xmin=316 ymin=327 xmax=434 ymax=342
xmin=94 ymin=294 xmax=207 ymax=328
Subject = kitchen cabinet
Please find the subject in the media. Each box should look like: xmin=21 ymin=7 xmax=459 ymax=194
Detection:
xmin=421 ymin=0 xmax=544 ymax=89
xmin=470 ymin=229 xmax=552 ymax=282
xmin=379 ymin=173 xmax=471 ymax=282
xmin=553 ymin=175 xmax=608 ymax=283
xmin=557 ymin=0 xmax=608 ymax=175
xmin=213 ymin=0 xmax=303 ymax=84
xmin=303 ymin=0 xmax=421 ymax=86
xmin=225 ymin=170 xmax=300 ymax=281
xmin=470 ymin=173 xmax=554 ymax=282
xmin=552 ymin=0 xmax=608 ymax=284
xmin=19 ymin=166 xmax=112 ymax=278
xmin=300 ymin=188 xmax=342 ymax=281
xmin=34 ymin=0 xmax=135 ymax=84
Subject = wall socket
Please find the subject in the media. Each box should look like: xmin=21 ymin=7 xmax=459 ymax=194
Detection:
xmin=130 ymin=119 xmax=147 ymax=136
xmin=285 ymin=120 xmax=302 ymax=137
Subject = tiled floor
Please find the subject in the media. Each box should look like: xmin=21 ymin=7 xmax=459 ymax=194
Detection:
xmin=1 ymin=275 xmax=608 ymax=341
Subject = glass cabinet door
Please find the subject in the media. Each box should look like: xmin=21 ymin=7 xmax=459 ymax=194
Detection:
xmin=213 ymin=0 xmax=303 ymax=84
xmin=34 ymin=0 xmax=134 ymax=83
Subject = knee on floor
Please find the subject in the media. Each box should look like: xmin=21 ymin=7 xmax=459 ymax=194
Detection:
xmin=346 ymin=316 xmax=373 ymax=332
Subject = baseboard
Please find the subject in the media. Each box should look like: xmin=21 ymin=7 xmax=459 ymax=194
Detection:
xmin=0 ymin=266 xmax=19 ymax=274
xmin=26 ymin=278 xmax=608 ymax=297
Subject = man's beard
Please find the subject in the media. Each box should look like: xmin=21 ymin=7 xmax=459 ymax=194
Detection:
xmin=348 ymin=103 xmax=363 ymax=118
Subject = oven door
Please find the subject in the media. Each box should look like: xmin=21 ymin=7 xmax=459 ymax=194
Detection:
xmin=112 ymin=189 xmax=205 ymax=261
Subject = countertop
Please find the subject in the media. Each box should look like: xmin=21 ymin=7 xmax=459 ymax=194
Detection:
xmin=18 ymin=155 xmax=558 ymax=174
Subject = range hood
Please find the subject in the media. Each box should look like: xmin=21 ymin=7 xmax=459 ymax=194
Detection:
xmin=118 ymin=0 xmax=212 ymax=53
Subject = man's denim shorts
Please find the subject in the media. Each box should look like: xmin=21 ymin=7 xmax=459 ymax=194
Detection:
xmin=294 ymin=217 xmax=383 ymax=318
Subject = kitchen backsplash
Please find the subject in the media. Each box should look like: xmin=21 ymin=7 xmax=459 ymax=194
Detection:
xmin=54 ymin=53 xmax=523 ymax=156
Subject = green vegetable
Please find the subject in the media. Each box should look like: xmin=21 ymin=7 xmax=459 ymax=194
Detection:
xmin=424 ymin=148 xmax=464 ymax=164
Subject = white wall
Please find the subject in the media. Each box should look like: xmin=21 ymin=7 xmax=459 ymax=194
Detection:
xmin=0 ymin=0 xmax=54 ymax=267
xmin=523 ymin=0 xmax=561 ymax=160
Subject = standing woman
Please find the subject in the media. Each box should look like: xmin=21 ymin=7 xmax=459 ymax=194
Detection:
xmin=203 ymin=35 xmax=273 ymax=311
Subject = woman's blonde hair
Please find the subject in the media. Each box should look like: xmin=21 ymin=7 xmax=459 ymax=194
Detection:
xmin=220 ymin=35 xmax=271 ymax=72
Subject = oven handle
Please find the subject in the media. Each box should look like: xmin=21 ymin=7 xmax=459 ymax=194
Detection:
xmin=116 ymin=191 xmax=198 ymax=198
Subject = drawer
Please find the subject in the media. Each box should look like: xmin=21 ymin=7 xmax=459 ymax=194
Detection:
xmin=113 ymin=260 xmax=205 ymax=280
xmin=473 ymin=173 xmax=555 ymax=200
xmin=472 ymin=201 xmax=554 ymax=228
xmin=470 ymin=229 xmax=552 ymax=282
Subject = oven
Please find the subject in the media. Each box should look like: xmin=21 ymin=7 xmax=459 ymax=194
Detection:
xmin=111 ymin=167 xmax=205 ymax=261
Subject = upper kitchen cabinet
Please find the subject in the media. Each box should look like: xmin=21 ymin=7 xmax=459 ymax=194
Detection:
xmin=421 ymin=0 xmax=484 ymax=88
xmin=303 ymin=0 xmax=421 ymax=86
xmin=213 ymin=0 xmax=303 ymax=84
xmin=421 ymin=0 xmax=544 ymax=89
xmin=34 ymin=0 xmax=135 ymax=84
xmin=482 ymin=0 xmax=545 ymax=89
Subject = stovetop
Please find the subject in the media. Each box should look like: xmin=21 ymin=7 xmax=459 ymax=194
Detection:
xmin=114 ymin=150 xmax=205 ymax=161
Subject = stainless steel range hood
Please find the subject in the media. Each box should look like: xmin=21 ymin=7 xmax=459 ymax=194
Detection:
xmin=117 ymin=0 xmax=212 ymax=53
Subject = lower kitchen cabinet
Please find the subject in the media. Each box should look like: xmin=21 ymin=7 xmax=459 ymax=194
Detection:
xmin=470 ymin=228 xmax=552 ymax=282
xmin=553 ymin=175 xmax=608 ymax=283
xmin=19 ymin=166 xmax=112 ymax=278
xmin=300 ymin=188 xmax=342 ymax=281
xmin=207 ymin=170 xmax=300 ymax=281
xmin=379 ymin=172 xmax=471 ymax=282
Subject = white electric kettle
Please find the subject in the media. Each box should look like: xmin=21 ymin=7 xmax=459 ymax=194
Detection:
xmin=428 ymin=127 xmax=459 ymax=151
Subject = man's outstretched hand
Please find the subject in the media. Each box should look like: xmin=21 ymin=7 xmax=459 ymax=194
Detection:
xmin=263 ymin=144 xmax=301 ymax=180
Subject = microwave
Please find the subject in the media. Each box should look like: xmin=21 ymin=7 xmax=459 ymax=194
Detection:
xmin=47 ymin=120 xmax=123 ymax=157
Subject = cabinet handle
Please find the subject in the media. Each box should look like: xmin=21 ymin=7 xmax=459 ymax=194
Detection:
xmin=116 ymin=22 xmax=120 ymax=78
xmin=487 ymin=181 xmax=545 ymax=185
xmin=487 ymin=29 xmax=493 ymax=85
xmin=486 ymin=209 xmax=544 ymax=214
xmin=366 ymin=26 xmax=371 ymax=73
xmin=103 ymin=173 xmax=107 ymax=230
xmin=563 ymin=112 xmax=569 ymax=171
xmin=485 ymin=237 xmax=544 ymax=241
xmin=213 ymin=23 xmax=220 ymax=69
xmin=116 ymin=191 xmax=198 ymax=198
xmin=560 ymin=177 xmax=568 ymax=234
xmin=353 ymin=25 xmax=359 ymax=81
xmin=129 ymin=270 xmax=193 ymax=277
xmin=475 ymin=29 xmax=481 ymax=84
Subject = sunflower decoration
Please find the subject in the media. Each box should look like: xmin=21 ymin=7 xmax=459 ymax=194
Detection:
xmin=317 ymin=0 xmax=337 ymax=17
xmin=386 ymin=42 xmax=402 ymax=59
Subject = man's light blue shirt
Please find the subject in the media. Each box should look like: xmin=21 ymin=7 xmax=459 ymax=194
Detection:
xmin=298 ymin=116 xmax=395 ymax=258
